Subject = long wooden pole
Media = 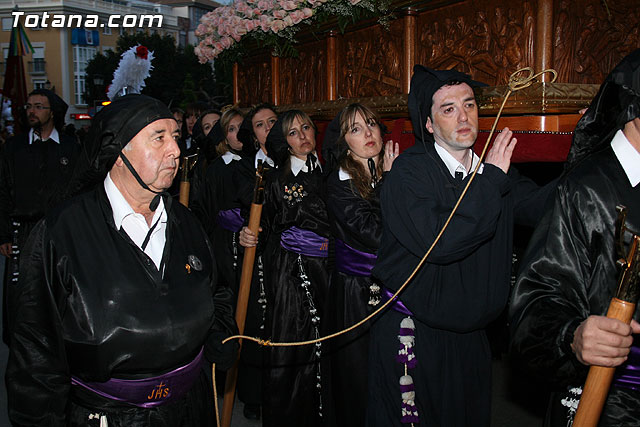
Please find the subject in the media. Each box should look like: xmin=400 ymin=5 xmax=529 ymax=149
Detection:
xmin=572 ymin=298 xmax=636 ymax=427
xmin=221 ymin=161 xmax=266 ymax=427
xmin=178 ymin=153 xmax=198 ymax=207
xmin=573 ymin=214 xmax=640 ymax=427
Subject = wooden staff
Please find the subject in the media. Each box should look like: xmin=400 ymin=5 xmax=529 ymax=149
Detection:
xmin=178 ymin=153 xmax=198 ymax=207
xmin=573 ymin=205 xmax=640 ymax=427
xmin=221 ymin=160 xmax=267 ymax=427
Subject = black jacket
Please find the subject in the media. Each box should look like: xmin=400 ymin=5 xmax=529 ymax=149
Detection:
xmin=6 ymin=184 xmax=237 ymax=426
xmin=0 ymin=131 xmax=79 ymax=243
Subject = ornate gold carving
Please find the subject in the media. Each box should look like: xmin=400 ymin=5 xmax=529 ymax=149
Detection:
xmin=337 ymin=20 xmax=404 ymax=99
xmin=278 ymin=83 xmax=597 ymax=121
xmin=555 ymin=0 xmax=640 ymax=84
xmin=416 ymin=2 xmax=539 ymax=86
xmin=281 ymin=40 xmax=326 ymax=104
xmin=237 ymin=55 xmax=272 ymax=106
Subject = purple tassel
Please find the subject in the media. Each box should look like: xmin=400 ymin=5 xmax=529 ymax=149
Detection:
xmin=399 ymin=375 xmax=419 ymax=424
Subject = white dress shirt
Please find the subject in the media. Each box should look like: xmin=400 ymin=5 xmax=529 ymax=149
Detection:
xmin=290 ymin=151 xmax=322 ymax=177
xmin=611 ymin=129 xmax=640 ymax=187
xmin=434 ymin=142 xmax=484 ymax=179
xmin=104 ymin=172 xmax=167 ymax=270
xmin=29 ymin=127 xmax=60 ymax=144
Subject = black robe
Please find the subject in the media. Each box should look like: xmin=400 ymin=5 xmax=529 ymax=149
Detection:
xmin=5 ymin=185 xmax=236 ymax=426
xmin=261 ymin=159 xmax=331 ymax=427
xmin=510 ymin=147 xmax=640 ymax=426
xmin=325 ymin=168 xmax=383 ymax=427
xmin=368 ymin=142 xmax=551 ymax=427
xmin=0 ymin=132 xmax=79 ymax=244
xmin=191 ymin=153 xmax=243 ymax=296
xmin=0 ymin=131 xmax=79 ymax=340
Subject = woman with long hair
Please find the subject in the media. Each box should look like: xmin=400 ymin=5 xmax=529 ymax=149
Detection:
xmin=324 ymin=103 xmax=398 ymax=427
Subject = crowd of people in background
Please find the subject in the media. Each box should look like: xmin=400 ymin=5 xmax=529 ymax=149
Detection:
xmin=0 ymin=49 xmax=640 ymax=427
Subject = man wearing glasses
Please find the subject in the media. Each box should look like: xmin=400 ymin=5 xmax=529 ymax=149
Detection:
xmin=0 ymin=89 xmax=79 ymax=341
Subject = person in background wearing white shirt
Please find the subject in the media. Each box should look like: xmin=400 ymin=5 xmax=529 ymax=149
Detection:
xmin=0 ymin=89 xmax=79 ymax=343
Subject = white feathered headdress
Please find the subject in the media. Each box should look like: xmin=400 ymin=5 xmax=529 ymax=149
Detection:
xmin=107 ymin=45 xmax=154 ymax=100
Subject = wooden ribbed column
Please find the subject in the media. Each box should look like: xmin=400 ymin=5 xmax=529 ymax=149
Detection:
xmin=326 ymin=30 xmax=338 ymax=101
xmin=232 ymin=62 xmax=240 ymax=104
xmin=535 ymin=0 xmax=554 ymax=82
xmin=271 ymin=55 xmax=280 ymax=105
xmin=403 ymin=8 xmax=417 ymax=93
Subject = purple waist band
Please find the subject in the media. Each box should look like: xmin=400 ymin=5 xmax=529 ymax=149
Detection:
xmin=381 ymin=287 xmax=413 ymax=316
xmin=335 ymin=239 xmax=377 ymax=277
xmin=216 ymin=208 xmax=244 ymax=232
xmin=71 ymin=347 xmax=204 ymax=408
xmin=280 ymin=226 xmax=329 ymax=258
xmin=613 ymin=342 xmax=640 ymax=391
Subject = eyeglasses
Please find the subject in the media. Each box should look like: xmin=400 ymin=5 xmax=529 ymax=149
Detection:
xmin=23 ymin=104 xmax=50 ymax=111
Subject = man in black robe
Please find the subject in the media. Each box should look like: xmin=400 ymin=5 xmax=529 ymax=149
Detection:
xmin=5 ymin=94 xmax=237 ymax=426
xmin=0 ymin=89 xmax=79 ymax=340
xmin=367 ymin=66 xmax=552 ymax=426
xmin=510 ymin=49 xmax=640 ymax=426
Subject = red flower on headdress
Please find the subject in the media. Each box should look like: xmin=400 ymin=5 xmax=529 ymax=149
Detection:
xmin=135 ymin=45 xmax=149 ymax=60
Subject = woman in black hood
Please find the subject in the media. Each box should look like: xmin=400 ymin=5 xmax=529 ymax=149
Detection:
xmin=240 ymin=109 xmax=330 ymax=427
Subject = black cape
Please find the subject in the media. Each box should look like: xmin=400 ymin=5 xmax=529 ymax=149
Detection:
xmin=6 ymin=185 xmax=237 ymax=426
xmin=260 ymin=159 xmax=330 ymax=427
xmin=325 ymin=167 xmax=383 ymax=427
xmin=510 ymin=146 xmax=640 ymax=426
xmin=368 ymin=142 xmax=552 ymax=426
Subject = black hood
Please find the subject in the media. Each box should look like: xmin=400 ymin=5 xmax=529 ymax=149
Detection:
xmin=264 ymin=117 xmax=289 ymax=168
xmin=237 ymin=114 xmax=259 ymax=158
xmin=321 ymin=111 xmax=344 ymax=175
xmin=407 ymin=65 xmax=486 ymax=143
xmin=66 ymin=94 xmax=174 ymax=196
xmin=567 ymin=48 xmax=640 ymax=169
xmin=28 ymin=88 xmax=68 ymax=131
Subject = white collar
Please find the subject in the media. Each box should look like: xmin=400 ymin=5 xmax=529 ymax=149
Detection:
xmin=222 ymin=150 xmax=242 ymax=165
xmin=290 ymin=151 xmax=322 ymax=177
xmin=104 ymin=172 xmax=166 ymax=230
xmin=338 ymin=167 xmax=351 ymax=181
xmin=611 ymin=129 xmax=640 ymax=187
xmin=433 ymin=142 xmax=483 ymax=178
xmin=255 ymin=149 xmax=274 ymax=168
xmin=29 ymin=127 xmax=60 ymax=144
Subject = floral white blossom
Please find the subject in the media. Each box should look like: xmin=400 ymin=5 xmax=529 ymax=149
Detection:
xmin=195 ymin=0 xmax=389 ymax=62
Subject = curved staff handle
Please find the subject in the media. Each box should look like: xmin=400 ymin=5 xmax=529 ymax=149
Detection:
xmin=178 ymin=152 xmax=198 ymax=207
xmin=221 ymin=160 xmax=266 ymax=427
xmin=573 ymin=206 xmax=640 ymax=427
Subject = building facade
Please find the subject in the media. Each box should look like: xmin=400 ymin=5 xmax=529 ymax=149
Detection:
xmin=0 ymin=0 xmax=210 ymax=126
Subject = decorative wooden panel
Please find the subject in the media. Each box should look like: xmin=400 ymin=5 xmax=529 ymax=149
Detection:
xmin=416 ymin=0 xmax=539 ymax=86
xmin=553 ymin=0 xmax=640 ymax=83
xmin=237 ymin=54 xmax=273 ymax=106
xmin=280 ymin=39 xmax=327 ymax=105
xmin=336 ymin=18 xmax=404 ymax=99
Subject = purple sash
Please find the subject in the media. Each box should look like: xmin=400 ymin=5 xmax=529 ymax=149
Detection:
xmin=335 ymin=239 xmax=377 ymax=276
xmin=71 ymin=347 xmax=204 ymax=408
xmin=613 ymin=342 xmax=640 ymax=391
xmin=381 ymin=287 xmax=414 ymax=316
xmin=216 ymin=208 xmax=243 ymax=232
xmin=280 ymin=226 xmax=329 ymax=258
